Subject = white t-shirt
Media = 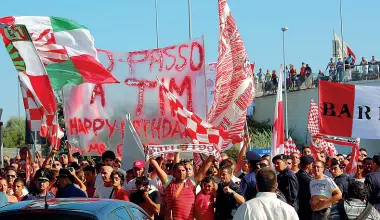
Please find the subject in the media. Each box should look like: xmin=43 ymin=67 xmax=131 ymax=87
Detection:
xmin=94 ymin=168 xmax=126 ymax=189
xmin=310 ymin=176 xmax=338 ymax=198
xmin=125 ymin=178 xmax=158 ymax=195
xmin=94 ymin=182 xmax=113 ymax=199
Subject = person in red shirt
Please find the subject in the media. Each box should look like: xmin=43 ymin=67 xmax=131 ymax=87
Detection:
xmin=300 ymin=62 xmax=306 ymax=82
xmin=195 ymin=176 xmax=216 ymax=220
xmin=84 ymin=166 xmax=96 ymax=198
xmin=110 ymin=171 xmax=129 ymax=201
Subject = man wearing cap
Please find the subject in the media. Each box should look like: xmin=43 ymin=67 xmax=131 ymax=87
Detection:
xmin=296 ymin=155 xmax=314 ymax=220
xmin=272 ymin=154 xmax=299 ymax=211
xmin=23 ymin=168 xmax=55 ymax=201
xmin=365 ymin=154 xmax=380 ymax=211
xmin=125 ymin=160 xmax=158 ymax=195
xmin=56 ymin=168 xmax=87 ymax=198
xmin=240 ymin=151 xmax=262 ymax=200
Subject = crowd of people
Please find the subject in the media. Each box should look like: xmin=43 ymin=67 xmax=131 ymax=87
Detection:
xmin=254 ymin=55 xmax=380 ymax=96
xmin=0 ymin=136 xmax=379 ymax=220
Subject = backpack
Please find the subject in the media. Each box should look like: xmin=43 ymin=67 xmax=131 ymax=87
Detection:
xmin=337 ymin=200 xmax=374 ymax=220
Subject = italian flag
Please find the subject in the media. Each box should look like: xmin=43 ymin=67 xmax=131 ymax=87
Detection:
xmin=0 ymin=16 xmax=119 ymax=90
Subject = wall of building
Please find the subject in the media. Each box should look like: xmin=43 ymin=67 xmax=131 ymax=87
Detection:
xmin=253 ymin=80 xmax=380 ymax=156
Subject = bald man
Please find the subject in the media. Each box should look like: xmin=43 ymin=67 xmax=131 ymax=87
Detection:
xmin=94 ymin=166 xmax=114 ymax=199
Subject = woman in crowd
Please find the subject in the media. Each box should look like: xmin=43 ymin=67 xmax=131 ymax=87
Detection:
xmin=310 ymin=160 xmax=342 ymax=220
xmin=110 ymin=171 xmax=129 ymax=201
xmin=0 ymin=178 xmax=17 ymax=203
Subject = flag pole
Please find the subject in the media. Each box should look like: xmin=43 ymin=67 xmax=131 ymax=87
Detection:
xmin=281 ymin=27 xmax=289 ymax=139
xmin=188 ymin=0 xmax=192 ymax=39
xmin=18 ymin=79 xmax=20 ymax=117
xmin=155 ymin=0 xmax=159 ymax=48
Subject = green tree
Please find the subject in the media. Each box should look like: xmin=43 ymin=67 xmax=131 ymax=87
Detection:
xmin=3 ymin=116 xmax=25 ymax=148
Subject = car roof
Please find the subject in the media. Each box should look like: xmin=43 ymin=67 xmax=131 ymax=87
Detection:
xmin=0 ymin=198 xmax=134 ymax=215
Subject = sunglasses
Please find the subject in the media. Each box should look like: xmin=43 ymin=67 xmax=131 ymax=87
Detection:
xmin=358 ymin=165 xmax=363 ymax=169
xmin=287 ymin=162 xmax=292 ymax=165
xmin=37 ymin=179 xmax=48 ymax=183
xmin=361 ymin=154 xmax=368 ymax=157
xmin=6 ymin=175 xmax=16 ymax=178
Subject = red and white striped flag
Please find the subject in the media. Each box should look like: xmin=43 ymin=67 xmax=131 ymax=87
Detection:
xmin=160 ymin=82 xmax=229 ymax=147
xmin=19 ymin=75 xmax=64 ymax=150
xmin=270 ymin=70 xmax=284 ymax=159
xmin=284 ymin=137 xmax=300 ymax=155
xmin=207 ymin=0 xmax=255 ymax=138
xmin=307 ymin=99 xmax=320 ymax=136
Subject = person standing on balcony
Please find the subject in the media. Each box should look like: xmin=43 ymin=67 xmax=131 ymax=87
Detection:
xmin=300 ymin=62 xmax=306 ymax=85
xmin=360 ymin=57 xmax=369 ymax=79
xmin=325 ymin=58 xmax=336 ymax=80
xmin=336 ymin=58 xmax=344 ymax=82
xmin=370 ymin=56 xmax=379 ymax=76
xmin=290 ymin=64 xmax=297 ymax=90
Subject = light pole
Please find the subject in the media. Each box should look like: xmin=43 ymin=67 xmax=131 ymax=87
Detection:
xmin=339 ymin=0 xmax=345 ymax=71
xmin=188 ymin=0 xmax=192 ymax=40
xmin=281 ymin=27 xmax=289 ymax=139
xmin=154 ymin=0 xmax=159 ymax=48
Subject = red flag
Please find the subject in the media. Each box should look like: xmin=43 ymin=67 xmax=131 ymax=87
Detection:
xmin=270 ymin=70 xmax=284 ymax=159
xmin=160 ymin=82 xmax=229 ymax=147
xmin=207 ymin=0 xmax=255 ymax=135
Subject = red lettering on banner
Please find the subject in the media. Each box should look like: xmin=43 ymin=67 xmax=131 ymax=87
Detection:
xmin=69 ymin=118 xmax=78 ymax=136
xmin=132 ymin=120 xmax=141 ymax=136
xmin=84 ymin=118 xmax=92 ymax=134
xmin=90 ymin=84 xmax=106 ymax=107
xmin=171 ymin=121 xmax=183 ymax=138
xmin=234 ymin=82 xmax=253 ymax=111
xmin=127 ymin=50 xmax=149 ymax=74
xmin=151 ymin=118 xmax=162 ymax=139
xmin=96 ymin=49 xmax=115 ymax=72
xmin=169 ymin=76 xmax=193 ymax=114
xmin=176 ymin=44 xmax=188 ymax=72
xmin=106 ymin=120 xmax=117 ymax=138
xmin=87 ymin=143 xmax=106 ymax=155
xmin=149 ymin=49 xmax=163 ymax=72
xmin=93 ymin=118 xmax=105 ymax=136
xmin=77 ymin=118 xmax=87 ymax=134
xmin=162 ymin=118 xmax=172 ymax=139
xmin=125 ymin=78 xmax=157 ymax=116
xmin=190 ymin=41 xmax=204 ymax=71
xmin=141 ymin=120 xmax=150 ymax=138
xmin=163 ymin=46 xmax=177 ymax=71
xmin=116 ymin=144 xmax=123 ymax=158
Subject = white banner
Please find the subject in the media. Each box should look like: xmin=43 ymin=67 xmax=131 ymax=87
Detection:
xmin=147 ymin=144 xmax=220 ymax=159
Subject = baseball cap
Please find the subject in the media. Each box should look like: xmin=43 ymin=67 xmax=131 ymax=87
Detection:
xmin=133 ymin=160 xmax=145 ymax=169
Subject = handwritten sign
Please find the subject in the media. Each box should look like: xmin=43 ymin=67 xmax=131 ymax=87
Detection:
xmin=63 ymin=38 xmax=207 ymax=156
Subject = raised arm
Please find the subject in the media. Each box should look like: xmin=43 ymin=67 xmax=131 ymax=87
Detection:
xmin=150 ymin=158 xmax=169 ymax=185
xmin=42 ymin=150 xmax=56 ymax=169
xmin=234 ymin=134 xmax=249 ymax=174
xmin=194 ymin=155 xmax=215 ymax=184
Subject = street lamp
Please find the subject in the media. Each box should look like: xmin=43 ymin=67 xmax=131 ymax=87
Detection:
xmin=281 ymin=27 xmax=289 ymax=139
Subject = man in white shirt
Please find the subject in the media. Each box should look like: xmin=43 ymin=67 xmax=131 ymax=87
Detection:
xmin=93 ymin=166 xmax=114 ymax=199
xmin=94 ymin=151 xmax=126 ymax=197
xmin=233 ymin=167 xmax=299 ymax=220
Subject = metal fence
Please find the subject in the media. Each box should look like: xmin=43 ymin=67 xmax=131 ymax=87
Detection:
xmin=254 ymin=64 xmax=380 ymax=98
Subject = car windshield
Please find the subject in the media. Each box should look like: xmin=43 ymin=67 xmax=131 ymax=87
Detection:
xmin=0 ymin=213 xmax=95 ymax=220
